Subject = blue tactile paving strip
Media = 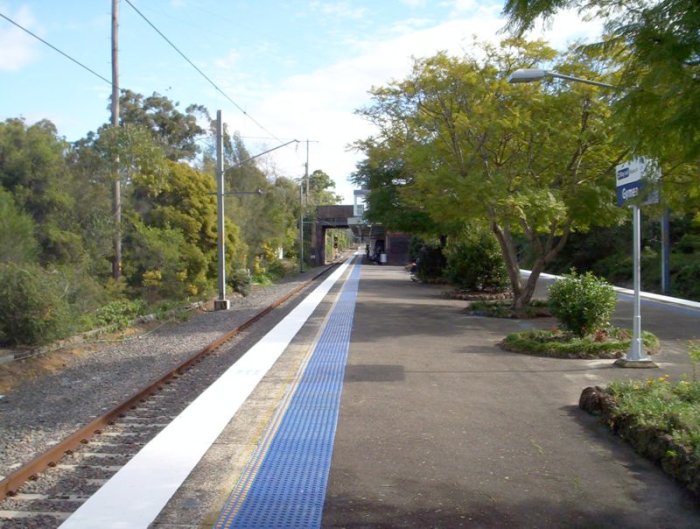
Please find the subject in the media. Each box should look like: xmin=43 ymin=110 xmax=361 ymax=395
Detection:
xmin=215 ymin=260 xmax=361 ymax=529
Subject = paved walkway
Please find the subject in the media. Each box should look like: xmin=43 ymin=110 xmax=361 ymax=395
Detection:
xmin=321 ymin=263 xmax=700 ymax=528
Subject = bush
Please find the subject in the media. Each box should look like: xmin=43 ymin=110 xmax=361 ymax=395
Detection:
xmin=86 ymin=299 xmax=146 ymax=331
xmin=229 ymin=268 xmax=252 ymax=297
xmin=445 ymin=231 xmax=508 ymax=291
xmin=0 ymin=263 xmax=72 ymax=346
xmin=415 ymin=244 xmax=447 ymax=282
xmin=548 ymin=270 xmax=617 ymax=337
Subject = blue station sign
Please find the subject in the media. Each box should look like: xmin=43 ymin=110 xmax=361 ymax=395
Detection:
xmin=616 ymin=157 xmax=660 ymax=207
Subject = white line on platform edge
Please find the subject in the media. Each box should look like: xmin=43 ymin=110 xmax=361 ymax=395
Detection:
xmin=58 ymin=258 xmax=354 ymax=529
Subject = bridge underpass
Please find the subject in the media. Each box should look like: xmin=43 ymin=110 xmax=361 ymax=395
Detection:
xmin=311 ymin=205 xmax=409 ymax=265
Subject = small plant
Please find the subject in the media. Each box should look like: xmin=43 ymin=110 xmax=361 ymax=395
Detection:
xmin=689 ymin=340 xmax=700 ymax=382
xmin=229 ymin=268 xmax=252 ymax=297
xmin=90 ymin=299 xmax=146 ymax=331
xmin=548 ymin=270 xmax=617 ymax=338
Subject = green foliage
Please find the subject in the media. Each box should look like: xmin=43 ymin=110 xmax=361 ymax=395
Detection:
xmin=502 ymin=327 xmax=659 ymax=359
xmin=548 ymin=271 xmax=617 ymax=337
xmin=0 ymin=118 xmax=86 ymax=265
xmin=118 ymin=90 xmax=207 ymax=161
xmin=0 ymin=186 xmax=39 ymax=264
xmin=355 ymin=39 xmax=626 ymax=308
xmin=125 ymin=160 xmax=244 ymax=300
xmin=0 ymin=263 xmax=71 ymax=346
xmin=415 ymin=243 xmax=447 ymax=282
xmin=503 ymin=0 xmax=700 ymax=210
xmin=467 ymin=299 xmax=550 ymax=318
xmin=445 ymin=229 xmax=508 ymax=291
xmin=229 ymin=268 xmax=252 ymax=297
xmin=88 ymin=299 xmax=146 ymax=331
xmin=689 ymin=341 xmax=700 ymax=382
xmin=266 ymin=259 xmax=290 ymax=281
xmin=607 ymin=377 xmax=700 ymax=459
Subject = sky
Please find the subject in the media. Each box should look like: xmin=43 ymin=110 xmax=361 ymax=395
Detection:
xmin=0 ymin=0 xmax=603 ymax=203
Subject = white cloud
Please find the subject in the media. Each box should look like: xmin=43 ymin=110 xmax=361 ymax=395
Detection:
xmin=0 ymin=5 xmax=40 ymax=71
xmin=309 ymin=1 xmax=368 ymax=20
xmin=224 ymin=7 xmax=604 ymax=203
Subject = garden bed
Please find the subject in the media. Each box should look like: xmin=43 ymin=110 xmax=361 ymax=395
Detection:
xmin=500 ymin=327 xmax=659 ymax=359
xmin=579 ymin=382 xmax=700 ymax=498
xmin=443 ymin=289 xmax=512 ymax=301
xmin=463 ymin=299 xmax=551 ymax=319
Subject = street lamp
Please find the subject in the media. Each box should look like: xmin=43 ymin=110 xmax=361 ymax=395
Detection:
xmin=508 ymin=70 xmax=657 ymax=368
xmin=508 ymin=68 xmax=617 ymax=89
xmin=214 ymin=110 xmax=299 ymax=310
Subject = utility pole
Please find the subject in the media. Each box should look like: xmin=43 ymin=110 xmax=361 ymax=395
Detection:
xmin=111 ymin=0 xmax=121 ymax=279
xmin=214 ymin=111 xmax=230 ymax=310
xmin=299 ymin=140 xmax=310 ymax=273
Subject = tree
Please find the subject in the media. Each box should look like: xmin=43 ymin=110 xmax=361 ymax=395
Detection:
xmin=357 ymin=39 xmax=626 ymax=308
xmin=118 ymin=90 xmax=208 ymax=161
xmin=307 ymin=169 xmax=341 ymax=206
xmin=70 ymin=123 xmax=169 ymax=277
xmin=125 ymin=160 xmax=244 ymax=298
xmin=0 ymin=118 xmax=85 ymax=264
xmin=0 ymin=186 xmax=39 ymax=264
xmin=503 ymin=0 xmax=700 ymax=172
xmin=351 ymin=141 xmax=452 ymax=237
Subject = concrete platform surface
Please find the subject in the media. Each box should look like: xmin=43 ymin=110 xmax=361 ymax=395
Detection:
xmin=322 ymin=264 xmax=700 ymax=529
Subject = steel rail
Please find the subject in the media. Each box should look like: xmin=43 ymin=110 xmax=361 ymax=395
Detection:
xmin=0 ymin=263 xmax=338 ymax=500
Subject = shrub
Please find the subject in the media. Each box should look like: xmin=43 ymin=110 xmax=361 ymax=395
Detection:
xmin=415 ymin=244 xmax=447 ymax=282
xmin=87 ymin=299 xmax=146 ymax=331
xmin=0 ymin=263 xmax=72 ymax=346
xmin=266 ymin=259 xmax=289 ymax=280
xmin=445 ymin=231 xmax=508 ymax=291
xmin=229 ymin=268 xmax=252 ymax=297
xmin=548 ymin=270 xmax=617 ymax=337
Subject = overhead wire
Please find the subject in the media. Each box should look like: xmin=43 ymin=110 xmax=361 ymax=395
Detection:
xmin=123 ymin=0 xmax=284 ymax=144
xmin=0 ymin=11 xmax=111 ymax=85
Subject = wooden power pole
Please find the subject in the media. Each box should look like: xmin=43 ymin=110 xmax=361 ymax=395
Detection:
xmin=111 ymin=0 xmax=121 ymax=279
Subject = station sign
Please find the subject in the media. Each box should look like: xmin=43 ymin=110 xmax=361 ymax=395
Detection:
xmin=616 ymin=157 xmax=660 ymax=207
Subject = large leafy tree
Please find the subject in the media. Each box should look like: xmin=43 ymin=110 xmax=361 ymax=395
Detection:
xmin=118 ymin=90 xmax=208 ymax=161
xmin=0 ymin=187 xmax=39 ymax=264
xmin=350 ymin=141 xmax=448 ymax=237
xmin=357 ymin=39 xmax=627 ymax=307
xmin=125 ymin=160 xmax=243 ymax=297
xmin=0 ymin=118 xmax=85 ymax=264
xmin=503 ymin=0 xmax=700 ymax=200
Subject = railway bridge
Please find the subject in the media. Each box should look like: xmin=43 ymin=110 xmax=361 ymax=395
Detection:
xmin=312 ymin=204 xmax=410 ymax=265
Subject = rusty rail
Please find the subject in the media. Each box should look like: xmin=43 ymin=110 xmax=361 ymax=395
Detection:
xmin=0 ymin=264 xmax=337 ymax=500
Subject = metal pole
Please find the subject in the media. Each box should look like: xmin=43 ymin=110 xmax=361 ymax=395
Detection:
xmin=630 ymin=205 xmax=644 ymax=359
xmin=299 ymin=181 xmax=304 ymax=273
xmin=616 ymin=205 xmax=656 ymax=367
xmin=214 ymin=110 xmax=230 ymax=310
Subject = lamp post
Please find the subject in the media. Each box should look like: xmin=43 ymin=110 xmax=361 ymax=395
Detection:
xmin=508 ymin=68 xmax=617 ymax=89
xmin=508 ymin=69 xmax=657 ymax=368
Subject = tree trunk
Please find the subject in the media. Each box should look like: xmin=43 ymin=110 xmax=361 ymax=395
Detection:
xmin=490 ymin=222 xmax=523 ymax=307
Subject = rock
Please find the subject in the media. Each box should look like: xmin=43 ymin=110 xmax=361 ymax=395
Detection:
xmin=579 ymin=386 xmax=605 ymax=414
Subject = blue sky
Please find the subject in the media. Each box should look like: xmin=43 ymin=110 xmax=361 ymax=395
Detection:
xmin=0 ymin=1 xmax=601 ymax=202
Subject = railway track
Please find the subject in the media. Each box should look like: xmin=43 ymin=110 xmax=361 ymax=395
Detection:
xmin=0 ymin=264 xmax=336 ymax=528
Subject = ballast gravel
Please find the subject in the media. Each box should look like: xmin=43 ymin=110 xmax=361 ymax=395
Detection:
xmin=0 ymin=268 xmax=327 ymax=482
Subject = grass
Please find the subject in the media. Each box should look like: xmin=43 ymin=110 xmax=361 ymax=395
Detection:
xmin=500 ymin=327 xmax=660 ymax=359
xmin=607 ymin=377 xmax=700 ymax=454
xmin=598 ymin=376 xmax=700 ymax=496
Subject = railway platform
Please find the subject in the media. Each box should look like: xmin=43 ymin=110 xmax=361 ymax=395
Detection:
xmin=60 ymin=256 xmax=700 ymax=529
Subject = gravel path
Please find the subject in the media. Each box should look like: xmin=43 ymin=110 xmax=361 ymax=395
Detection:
xmin=0 ymin=267 xmax=330 ymax=482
